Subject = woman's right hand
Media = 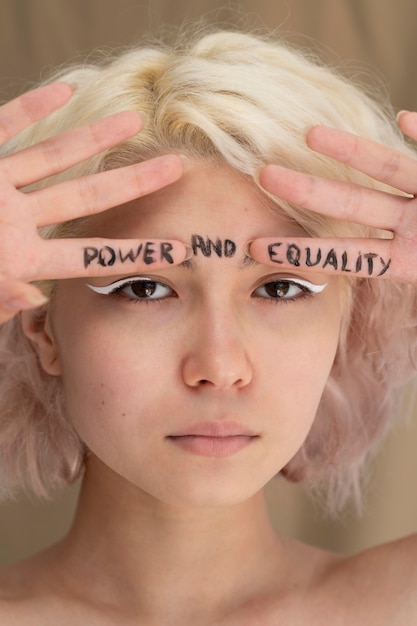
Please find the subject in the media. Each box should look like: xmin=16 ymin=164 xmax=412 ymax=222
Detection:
xmin=0 ymin=82 xmax=188 ymax=324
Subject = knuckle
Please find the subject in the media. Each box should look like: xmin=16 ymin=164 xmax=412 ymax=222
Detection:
xmin=0 ymin=116 xmax=13 ymax=144
xmin=77 ymin=178 xmax=100 ymax=215
xmin=378 ymin=151 xmax=402 ymax=183
xmin=294 ymin=172 xmax=316 ymax=206
xmin=88 ymin=120 xmax=106 ymax=149
xmin=343 ymin=184 xmax=363 ymax=218
xmin=40 ymin=138 xmax=65 ymax=175
xmin=334 ymin=133 xmax=361 ymax=165
xmin=394 ymin=201 xmax=412 ymax=233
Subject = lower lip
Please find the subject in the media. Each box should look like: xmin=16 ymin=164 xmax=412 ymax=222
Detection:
xmin=168 ymin=435 xmax=256 ymax=457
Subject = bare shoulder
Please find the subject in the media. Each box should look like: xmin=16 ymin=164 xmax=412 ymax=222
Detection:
xmin=0 ymin=558 xmax=39 ymax=625
xmin=0 ymin=549 xmax=60 ymax=621
xmin=343 ymin=533 xmax=417 ymax=588
xmin=0 ymin=548 xmax=79 ymax=626
xmin=319 ymin=534 xmax=417 ymax=625
xmin=0 ymin=550 xmax=128 ymax=626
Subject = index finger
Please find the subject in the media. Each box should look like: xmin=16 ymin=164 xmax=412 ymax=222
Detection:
xmin=35 ymin=237 xmax=191 ymax=281
xmin=0 ymin=83 xmax=74 ymax=145
xmin=248 ymin=237 xmax=393 ymax=279
xmin=306 ymin=126 xmax=417 ymax=195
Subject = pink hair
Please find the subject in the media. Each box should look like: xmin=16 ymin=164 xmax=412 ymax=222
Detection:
xmin=1 ymin=28 xmax=416 ymax=512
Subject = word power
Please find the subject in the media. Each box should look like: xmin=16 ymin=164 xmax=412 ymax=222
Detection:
xmin=83 ymin=242 xmax=174 ymax=268
xmin=267 ymin=242 xmax=391 ymax=277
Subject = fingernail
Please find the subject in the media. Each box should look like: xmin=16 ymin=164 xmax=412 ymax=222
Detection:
xmin=254 ymin=167 xmax=270 ymax=189
xmin=27 ymin=291 xmax=49 ymax=306
xmin=66 ymin=81 xmax=79 ymax=93
xmin=179 ymin=154 xmax=193 ymax=172
xmin=303 ymin=125 xmax=314 ymax=135
xmin=244 ymin=240 xmax=254 ymax=258
xmin=138 ymin=111 xmax=150 ymax=127
xmin=253 ymin=168 xmax=262 ymax=186
xmin=183 ymin=244 xmax=193 ymax=261
xmin=396 ymin=110 xmax=410 ymax=122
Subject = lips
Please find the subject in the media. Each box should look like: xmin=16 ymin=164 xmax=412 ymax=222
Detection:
xmin=166 ymin=421 xmax=259 ymax=457
xmin=168 ymin=420 xmax=258 ymax=438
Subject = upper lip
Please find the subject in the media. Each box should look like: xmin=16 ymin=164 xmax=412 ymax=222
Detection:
xmin=168 ymin=421 xmax=258 ymax=438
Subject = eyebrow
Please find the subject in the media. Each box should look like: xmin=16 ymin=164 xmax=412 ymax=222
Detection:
xmin=179 ymin=254 xmax=259 ymax=271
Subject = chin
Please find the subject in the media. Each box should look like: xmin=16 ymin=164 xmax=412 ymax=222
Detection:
xmin=134 ymin=474 xmax=274 ymax=510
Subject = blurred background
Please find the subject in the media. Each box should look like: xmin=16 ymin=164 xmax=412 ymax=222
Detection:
xmin=1 ymin=0 xmax=417 ymax=567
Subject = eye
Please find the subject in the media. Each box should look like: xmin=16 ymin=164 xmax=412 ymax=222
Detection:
xmin=87 ymin=277 xmax=175 ymax=301
xmin=252 ymin=277 xmax=327 ymax=301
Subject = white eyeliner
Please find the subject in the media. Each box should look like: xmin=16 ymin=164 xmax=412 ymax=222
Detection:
xmin=278 ymin=278 xmax=328 ymax=294
xmin=86 ymin=277 xmax=147 ymax=295
xmin=86 ymin=276 xmax=328 ymax=296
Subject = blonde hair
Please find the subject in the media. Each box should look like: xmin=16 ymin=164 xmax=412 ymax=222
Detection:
xmin=1 ymin=28 xmax=416 ymax=513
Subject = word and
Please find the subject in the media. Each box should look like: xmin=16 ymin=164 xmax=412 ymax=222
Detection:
xmin=191 ymin=235 xmax=237 ymax=258
xmin=267 ymin=242 xmax=391 ymax=277
xmin=83 ymin=242 xmax=174 ymax=268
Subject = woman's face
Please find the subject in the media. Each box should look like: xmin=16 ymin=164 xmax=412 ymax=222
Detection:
xmin=49 ymin=163 xmax=342 ymax=508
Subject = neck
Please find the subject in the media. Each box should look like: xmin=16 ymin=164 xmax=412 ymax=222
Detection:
xmin=56 ymin=456 xmax=287 ymax=623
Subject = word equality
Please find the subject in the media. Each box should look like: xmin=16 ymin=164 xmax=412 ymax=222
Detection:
xmin=83 ymin=242 xmax=175 ymax=268
xmin=268 ymin=242 xmax=391 ymax=277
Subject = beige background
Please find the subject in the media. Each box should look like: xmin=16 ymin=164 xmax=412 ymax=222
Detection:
xmin=1 ymin=0 xmax=417 ymax=567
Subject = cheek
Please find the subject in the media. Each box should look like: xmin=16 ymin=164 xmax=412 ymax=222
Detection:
xmin=263 ymin=340 xmax=335 ymax=447
xmin=261 ymin=296 xmax=341 ymax=440
xmin=50 ymin=280 xmax=341 ymax=484
xmin=61 ymin=329 xmax=165 ymax=393
xmin=261 ymin=292 xmax=340 ymax=381
xmin=55 ymin=334 xmax=171 ymax=472
xmin=51 ymin=301 xmax=173 ymax=449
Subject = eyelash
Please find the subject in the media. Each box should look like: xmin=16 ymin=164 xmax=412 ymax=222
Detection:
xmin=87 ymin=276 xmax=327 ymax=304
xmin=87 ymin=278 xmax=175 ymax=304
xmin=252 ymin=278 xmax=324 ymax=304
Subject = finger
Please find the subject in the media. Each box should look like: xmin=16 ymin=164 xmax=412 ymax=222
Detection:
xmin=306 ymin=126 xmax=417 ymax=195
xmin=0 ymin=83 xmax=74 ymax=145
xmin=31 ymin=154 xmax=186 ymax=227
xmin=397 ymin=110 xmax=417 ymax=143
xmin=35 ymin=238 xmax=190 ymax=280
xmin=0 ymin=281 xmax=48 ymax=324
xmin=4 ymin=111 xmax=145 ymax=188
xmin=259 ymin=164 xmax=410 ymax=231
xmin=248 ymin=237 xmax=393 ymax=279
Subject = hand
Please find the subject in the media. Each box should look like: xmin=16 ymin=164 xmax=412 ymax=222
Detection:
xmin=249 ymin=112 xmax=417 ymax=284
xmin=0 ymin=82 xmax=188 ymax=324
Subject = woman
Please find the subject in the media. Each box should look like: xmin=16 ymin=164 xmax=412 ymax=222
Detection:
xmin=0 ymin=28 xmax=416 ymax=624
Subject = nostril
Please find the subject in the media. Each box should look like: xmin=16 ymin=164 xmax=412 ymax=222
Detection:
xmin=182 ymin=351 xmax=252 ymax=389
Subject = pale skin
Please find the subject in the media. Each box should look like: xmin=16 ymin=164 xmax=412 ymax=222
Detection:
xmin=249 ymin=113 xmax=417 ymax=280
xmin=1 ymin=86 xmax=417 ymax=625
xmin=0 ymin=82 xmax=189 ymax=323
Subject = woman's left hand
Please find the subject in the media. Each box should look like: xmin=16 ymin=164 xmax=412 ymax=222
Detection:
xmin=248 ymin=112 xmax=417 ymax=284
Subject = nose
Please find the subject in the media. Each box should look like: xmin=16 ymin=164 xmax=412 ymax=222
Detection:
xmin=181 ymin=304 xmax=253 ymax=390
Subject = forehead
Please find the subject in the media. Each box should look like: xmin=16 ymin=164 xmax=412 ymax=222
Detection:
xmin=87 ymin=162 xmax=306 ymax=240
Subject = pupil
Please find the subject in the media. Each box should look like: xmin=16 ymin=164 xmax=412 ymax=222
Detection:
xmin=266 ymin=281 xmax=289 ymax=297
xmin=131 ymin=281 xmax=156 ymax=298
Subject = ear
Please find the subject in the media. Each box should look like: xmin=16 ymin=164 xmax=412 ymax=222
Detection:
xmin=20 ymin=309 xmax=62 ymax=376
